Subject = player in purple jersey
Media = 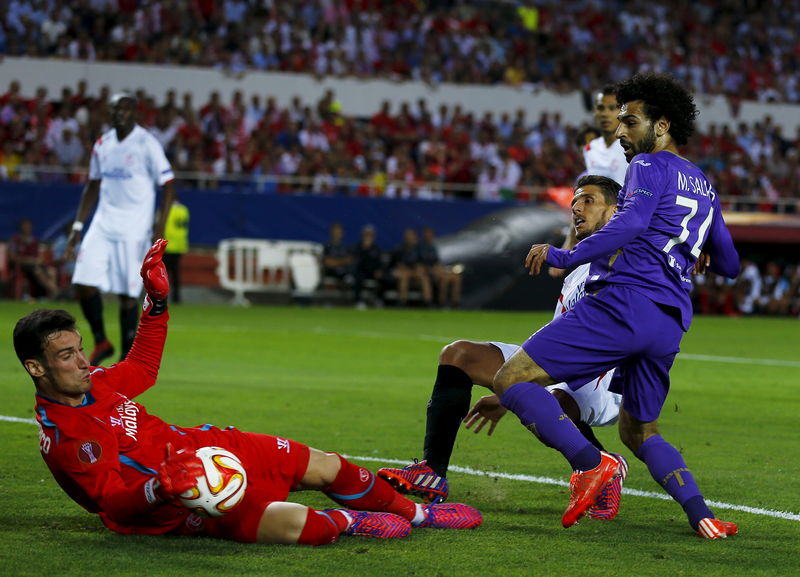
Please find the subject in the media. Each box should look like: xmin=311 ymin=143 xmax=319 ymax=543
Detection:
xmin=493 ymin=73 xmax=740 ymax=539
xmin=378 ymin=177 xmax=627 ymax=521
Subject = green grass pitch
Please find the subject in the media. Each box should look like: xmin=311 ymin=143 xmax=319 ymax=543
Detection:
xmin=1 ymin=301 xmax=798 ymax=577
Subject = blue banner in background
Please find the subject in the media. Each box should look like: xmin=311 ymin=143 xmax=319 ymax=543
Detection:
xmin=1 ymin=182 xmax=519 ymax=249
xmin=1 ymin=182 xmax=83 ymax=241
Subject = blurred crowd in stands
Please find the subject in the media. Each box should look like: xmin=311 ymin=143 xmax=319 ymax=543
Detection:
xmin=2 ymin=0 xmax=799 ymax=104
xmin=4 ymin=0 xmax=800 ymax=316
xmin=2 ymin=78 xmax=800 ymax=208
xmin=692 ymin=259 xmax=800 ymax=318
xmin=2 ymin=0 xmax=800 ymax=206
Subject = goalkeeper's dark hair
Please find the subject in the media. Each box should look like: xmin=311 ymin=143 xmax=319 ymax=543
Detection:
xmin=615 ymin=72 xmax=698 ymax=146
xmin=574 ymin=174 xmax=621 ymax=207
xmin=14 ymin=309 xmax=77 ymax=364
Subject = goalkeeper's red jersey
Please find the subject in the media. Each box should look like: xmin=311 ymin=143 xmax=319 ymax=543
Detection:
xmin=34 ymin=309 xmax=219 ymax=535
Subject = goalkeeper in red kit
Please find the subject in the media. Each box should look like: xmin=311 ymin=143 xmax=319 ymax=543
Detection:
xmin=14 ymin=239 xmax=482 ymax=545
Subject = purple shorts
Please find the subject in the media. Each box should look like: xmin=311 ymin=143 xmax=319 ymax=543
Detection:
xmin=521 ymin=286 xmax=684 ymax=422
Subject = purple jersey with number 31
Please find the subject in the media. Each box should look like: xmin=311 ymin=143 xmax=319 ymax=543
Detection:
xmin=546 ymin=150 xmax=739 ymax=331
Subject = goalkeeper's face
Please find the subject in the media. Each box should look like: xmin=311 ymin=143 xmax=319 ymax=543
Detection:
xmin=27 ymin=329 xmax=92 ymax=407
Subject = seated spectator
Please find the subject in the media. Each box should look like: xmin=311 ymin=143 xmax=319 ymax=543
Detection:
xmin=786 ymin=265 xmax=800 ymax=317
xmin=390 ymin=228 xmax=433 ymax=307
xmin=351 ymin=225 xmax=387 ymax=309
xmin=757 ymin=261 xmax=791 ymax=315
xmin=0 ymin=140 xmax=22 ymax=179
xmin=321 ymin=222 xmax=353 ymax=288
xmin=692 ymin=272 xmax=736 ymax=316
xmin=7 ymin=217 xmax=59 ymax=300
xmin=419 ymin=227 xmax=462 ymax=309
xmin=767 ymin=264 xmax=799 ymax=316
xmin=52 ymin=127 xmax=84 ymax=169
xmin=51 ymin=222 xmax=79 ymax=300
xmin=495 ymin=146 xmax=522 ymax=200
xmin=733 ymin=258 xmax=762 ymax=315
xmin=475 ymin=162 xmax=501 ymax=201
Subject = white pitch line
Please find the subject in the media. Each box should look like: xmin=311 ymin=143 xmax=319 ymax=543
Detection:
xmin=3 ymin=415 xmax=796 ymax=522
xmin=677 ymin=353 xmax=800 ymax=368
xmin=309 ymin=328 xmax=800 ymax=368
xmin=175 ymin=325 xmax=800 ymax=369
xmin=1 ymin=415 xmax=37 ymax=425
xmin=342 ymin=454 xmax=800 ymax=522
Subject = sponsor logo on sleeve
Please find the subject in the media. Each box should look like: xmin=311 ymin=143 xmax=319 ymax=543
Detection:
xmin=78 ymin=441 xmax=103 ymax=464
xmin=625 ymin=187 xmax=653 ymax=200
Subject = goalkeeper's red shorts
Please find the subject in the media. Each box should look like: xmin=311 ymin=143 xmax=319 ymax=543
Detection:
xmin=174 ymin=430 xmax=311 ymax=543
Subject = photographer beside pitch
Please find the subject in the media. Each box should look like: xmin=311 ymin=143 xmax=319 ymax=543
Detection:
xmin=14 ymin=240 xmax=481 ymax=545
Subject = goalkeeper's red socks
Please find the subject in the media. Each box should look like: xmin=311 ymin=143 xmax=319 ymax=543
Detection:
xmin=297 ymin=508 xmax=349 ymax=546
xmin=322 ymin=454 xmax=418 ymax=521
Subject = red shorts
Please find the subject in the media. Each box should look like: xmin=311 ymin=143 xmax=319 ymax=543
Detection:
xmin=173 ymin=428 xmax=311 ymax=543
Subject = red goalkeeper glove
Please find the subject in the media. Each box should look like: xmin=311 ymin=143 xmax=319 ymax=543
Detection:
xmin=154 ymin=444 xmax=203 ymax=502
xmin=141 ymin=238 xmax=170 ymax=300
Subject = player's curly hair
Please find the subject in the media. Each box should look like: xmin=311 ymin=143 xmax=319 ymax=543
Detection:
xmin=615 ymin=72 xmax=698 ymax=146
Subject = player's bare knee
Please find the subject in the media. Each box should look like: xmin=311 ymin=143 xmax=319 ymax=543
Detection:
xmin=301 ymin=449 xmax=341 ymax=488
xmin=256 ymin=502 xmax=308 ymax=544
xmin=319 ymin=451 xmax=342 ymax=484
xmin=439 ymin=340 xmax=473 ymax=369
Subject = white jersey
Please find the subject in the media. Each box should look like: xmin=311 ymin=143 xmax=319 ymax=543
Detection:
xmin=582 ymin=136 xmax=627 ymax=186
xmin=555 ymin=263 xmax=590 ymax=317
xmin=89 ymin=124 xmax=174 ymax=240
xmin=492 ymin=262 xmax=620 ymax=427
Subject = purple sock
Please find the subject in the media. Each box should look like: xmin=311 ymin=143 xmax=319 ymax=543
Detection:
xmin=500 ymin=382 xmax=600 ymax=471
xmin=635 ymin=434 xmax=713 ymax=530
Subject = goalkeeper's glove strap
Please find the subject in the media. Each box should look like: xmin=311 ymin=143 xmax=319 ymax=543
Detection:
xmin=144 ymin=296 xmax=168 ymax=317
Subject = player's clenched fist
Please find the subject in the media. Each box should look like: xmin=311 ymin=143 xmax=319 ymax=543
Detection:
xmin=155 ymin=444 xmax=203 ymax=501
xmin=141 ymin=238 xmax=170 ymax=300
